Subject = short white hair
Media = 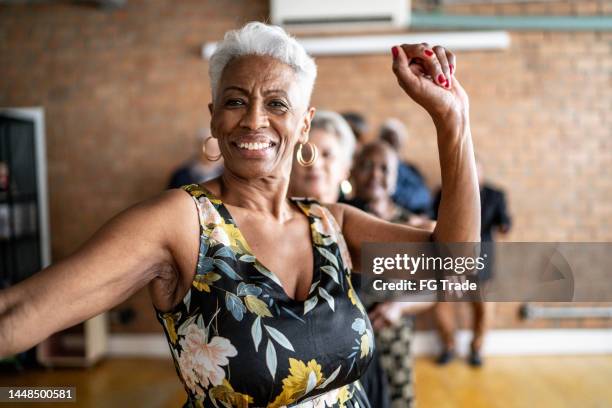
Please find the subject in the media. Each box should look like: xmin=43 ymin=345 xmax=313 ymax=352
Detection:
xmin=311 ymin=110 xmax=356 ymax=165
xmin=209 ymin=22 xmax=317 ymax=105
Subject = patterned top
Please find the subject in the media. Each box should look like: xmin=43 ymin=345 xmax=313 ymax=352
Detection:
xmin=155 ymin=184 xmax=374 ymax=408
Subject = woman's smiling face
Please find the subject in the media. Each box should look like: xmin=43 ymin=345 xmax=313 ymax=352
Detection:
xmin=210 ymin=55 xmax=314 ymax=180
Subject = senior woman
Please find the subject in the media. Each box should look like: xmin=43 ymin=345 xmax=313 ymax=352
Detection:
xmin=348 ymin=140 xmax=436 ymax=408
xmin=288 ymin=110 xmax=356 ymax=203
xmin=289 ymin=113 xmax=393 ymax=408
xmin=0 ymin=22 xmax=479 ymax=408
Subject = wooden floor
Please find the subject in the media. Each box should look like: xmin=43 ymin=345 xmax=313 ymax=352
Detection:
xmin=1 ymin=356 xmax=611 ymax=407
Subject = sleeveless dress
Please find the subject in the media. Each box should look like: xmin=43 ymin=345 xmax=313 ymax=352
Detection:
xmin=155 ymin=184 xmax=374 ymax=408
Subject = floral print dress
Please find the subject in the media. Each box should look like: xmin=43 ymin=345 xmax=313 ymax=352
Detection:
xmin=155 ymin=184 xmax=374 ymax=408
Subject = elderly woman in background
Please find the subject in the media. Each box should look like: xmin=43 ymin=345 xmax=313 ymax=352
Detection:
xmin=348 ymin=141 xmax=435 ymax=229
xmin=347 ymin=140 xmax=435 ymax=408
xmin=289 ymin=113 xmax=393 ymax=408
xmin=288 ymin=110 xmax=355 ymax=203
xmin=0 ymin=22 xmax=479 ymax=408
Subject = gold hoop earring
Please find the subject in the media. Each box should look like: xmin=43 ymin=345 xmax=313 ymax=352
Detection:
xmin=203 ymin=136 xmax=222 ymax=162
xmin=296 ymin=142 xmax=318 ymax=167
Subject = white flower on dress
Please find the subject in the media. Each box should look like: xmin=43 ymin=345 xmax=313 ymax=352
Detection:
xmin=178 ymin=324 xmax=238 ymax=392
xmin=209 ymin=225 xmax=231 ymax=246
xmin=198 ymin=196 xmax=223 ymax=227
xmin=311 ymin=387 xmax=341 ymax=408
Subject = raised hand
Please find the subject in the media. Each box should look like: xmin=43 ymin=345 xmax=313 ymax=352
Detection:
xmin=391 ymin=43 xmax=469 ymax=126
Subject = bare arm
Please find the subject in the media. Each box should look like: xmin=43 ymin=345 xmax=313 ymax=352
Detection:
xmin=0 ymin=189 xmax=198 ymax=357
xmin=330 ymin=43 xmax=480 ymax=271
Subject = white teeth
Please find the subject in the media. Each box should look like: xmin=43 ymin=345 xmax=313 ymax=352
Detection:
xmin=238 ymin=142 xmax=271 ymax=151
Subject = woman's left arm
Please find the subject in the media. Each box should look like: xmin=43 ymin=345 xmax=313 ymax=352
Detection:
xmin=330 ymin=43 xmax=480 ymax=272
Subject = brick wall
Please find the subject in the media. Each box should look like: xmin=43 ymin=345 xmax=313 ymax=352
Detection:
xmin=0 ymin=0 xmax=609 ymax=333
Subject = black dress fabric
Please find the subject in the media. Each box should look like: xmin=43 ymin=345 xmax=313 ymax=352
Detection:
xmin=155 ymin=184 xmax=374 ymax=408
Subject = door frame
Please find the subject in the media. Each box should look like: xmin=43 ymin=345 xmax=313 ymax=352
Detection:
xmin=0 ymin=107 xmax=51 ymax=267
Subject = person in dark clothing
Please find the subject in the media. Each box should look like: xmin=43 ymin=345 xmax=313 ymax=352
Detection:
xmin=379 ymin=118 xmax=432 ymax=215
xmin=347 ymin=141 xmax=434 ymax=408
xmin=431 ymin=160 xmax=512 ymax=366
xmin=167 ymin=129 xmax=223 ymax=189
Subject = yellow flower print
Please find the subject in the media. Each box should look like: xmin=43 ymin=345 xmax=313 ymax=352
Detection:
xmin=347 ymin=278 xmax=366 ymax=315
xmin=219 ymin=221 xmax=250 ymax=254
xmin=184 ymin=184 xmax=206 ymax=199
xmin=337 ymin=385 xmax=352 ymax=408
xmin=162 ymin=313 xmax=178 ymax=345
xmin=209 ymin=379 xmax=254 ymax=408
xmin=269 ymin=358 xmax=325 ymax=408
xmin=359 ymin=334 xmax=370 ymax=359
xmin=193 ymin=272 xmax=221 ymax=292
xmin=244 ymin=295 xmax=273 ymax=317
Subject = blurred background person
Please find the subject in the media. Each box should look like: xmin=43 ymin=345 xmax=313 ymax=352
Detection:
xmin=289 ymin=110 xmax=355 ymax=203
xmin=346 ymin=140 xmax=434 ymax=230
xmin=432 ymin=158 xmax=512 ymax=366
xmin=346 ymin=140 xmax=435 ymax=408
xmin=341 ymin=111 xmax=369 ymax=150
xmin=289 ymin=112 xmax=392 ymax=408
xmin=379 ymin=118 xmax=432 ymax=215
xmin=0 ymin=161 xmax=8 ymax=192
xmin=167 ymin=128 xmax=223 ymax=189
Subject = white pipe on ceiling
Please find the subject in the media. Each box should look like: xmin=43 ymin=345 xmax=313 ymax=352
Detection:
xmin=202 ymin=31 xmax=510 ymax=59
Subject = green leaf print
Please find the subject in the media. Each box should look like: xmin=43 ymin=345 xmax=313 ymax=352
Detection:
xmin=213 ymin=246 xmax=236 ymax=260
xmin=253 ymin=263 xmax=283 ymax=287
xmin=225 ymin=292 xmax=246 ymax=321
xmin=264 ymin=325 xmax=295 ymax=352
xmin=252 ymin=317 xmax=262 ymax=352
xmin=239 ymin=254 xmax=256 ymax=263
xmin=266 ymin=340 xmax=277 ymax=380
xmin=316 ymin=247 xmax=339 ymax=270
xmin=237 ymin=282 xmax=263 ymax=297
xmin=320 ymin=265 xmax=339 ymax=285
xmin=303 ymin=296 xmax=318 ymax=315
xmin=318 ymin=365 xmax=342 ymax=389
xmin=214 ymin=259 xmax=243 ymax=281
xmin=318 ymin=287 xmax=335 ymax=311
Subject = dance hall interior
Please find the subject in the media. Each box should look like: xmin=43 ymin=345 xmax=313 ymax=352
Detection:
xmin=0 ymin=1 xmax=611 ymax=407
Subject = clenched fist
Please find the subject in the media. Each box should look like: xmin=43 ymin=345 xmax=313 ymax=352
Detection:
xmin=392 ymin=44 xmax=469 ymax=127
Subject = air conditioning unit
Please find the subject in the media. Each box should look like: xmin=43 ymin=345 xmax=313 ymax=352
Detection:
xmin=270 ymin=0 xmax=410 ymax=31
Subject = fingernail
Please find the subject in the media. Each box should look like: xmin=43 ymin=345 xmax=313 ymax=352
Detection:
xmin=449 ymin=64 xmax=454 ymax=75
xmin=392 ymin=46 xmax=399 ymax=59
xmin=437 ymin=74 xmax=446 ymax=85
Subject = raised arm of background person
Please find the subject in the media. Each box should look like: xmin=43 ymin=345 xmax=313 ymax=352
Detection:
xmin=330 ymin=43 xmax=480 ymax=272
xmin=0 ymin=189 xmax=199 ymax=357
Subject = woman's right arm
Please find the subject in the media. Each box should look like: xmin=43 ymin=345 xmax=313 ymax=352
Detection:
xmin=0 ymin=189 xmax=199 ymax=357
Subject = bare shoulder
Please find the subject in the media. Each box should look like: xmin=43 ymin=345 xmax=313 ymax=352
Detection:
xmin=322 ymin=202 xmax=351 ymax=228
xmin=323 ymin=202 xmax=377 ymax=228
xmin=140 ymin=187 xmax=201 ymax=264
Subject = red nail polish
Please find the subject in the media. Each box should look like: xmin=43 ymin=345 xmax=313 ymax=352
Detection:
xmin=437 ymin=74 xmax=446 ymax=84
xmin=424 ymin=50 xmax=434 ymax=57
xmin=392 ymin=46 xmax=399 ymax=59
xmin=449 ymin=64 xmax=454 ymax=75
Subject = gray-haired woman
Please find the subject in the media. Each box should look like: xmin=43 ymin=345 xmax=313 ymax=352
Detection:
xmin=289 ymin=110 xmax=356 ymax=203
xmin=0 ymin=22 xmax=479 ymax=407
